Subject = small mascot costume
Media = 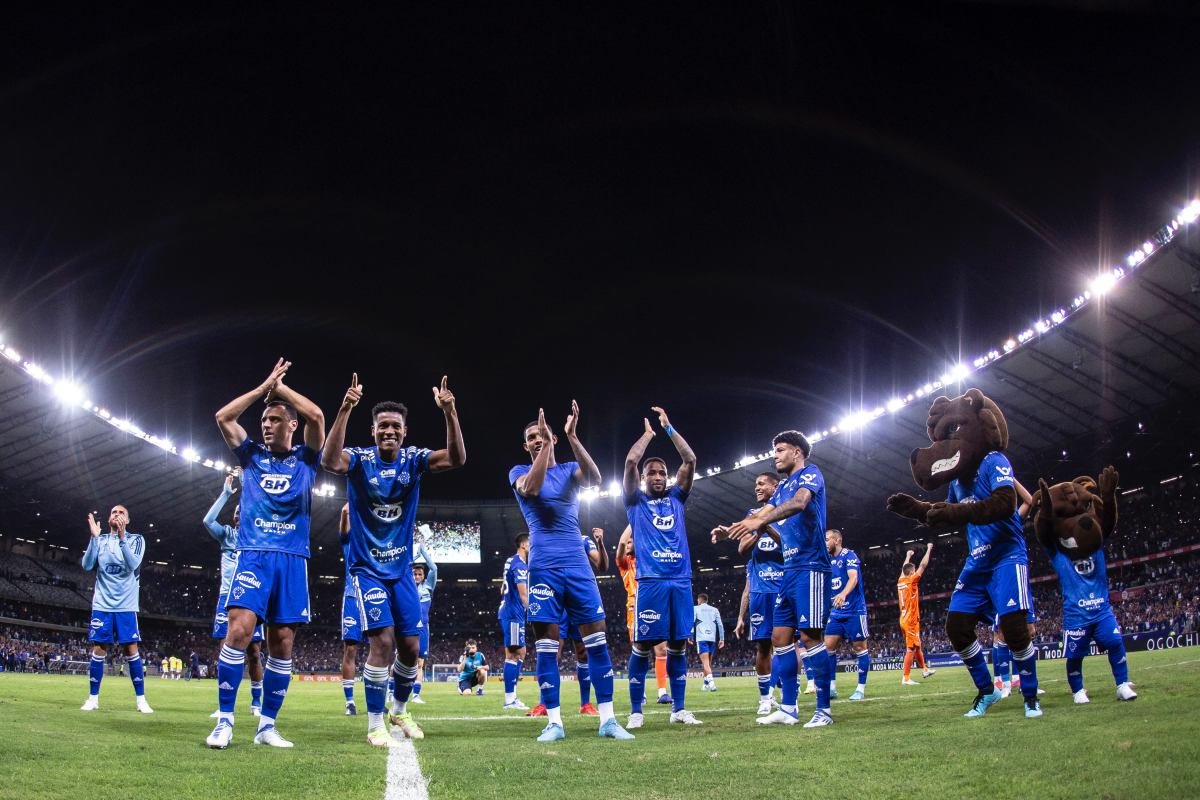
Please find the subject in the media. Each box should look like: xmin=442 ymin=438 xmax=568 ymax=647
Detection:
xmin=886 ymin=387 xmax=1045 ymax=718
xmin=1032 ymin=466 xmax=1137 ymax=702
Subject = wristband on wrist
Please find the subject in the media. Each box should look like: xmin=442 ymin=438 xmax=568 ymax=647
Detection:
xmin=664 ymin=424 xmax=676 ymax=437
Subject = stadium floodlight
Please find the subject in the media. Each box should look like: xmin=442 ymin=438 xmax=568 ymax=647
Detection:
xmin=1090 ymin=270 xmax=1120 ymax=296
xmin=886 ymin=398 xmax=905 ymax=413
xmin=1051 ymin=310 xmax=1065 ymax=324
xmin=24 ymin=362 xmax=53 ymax=385
xmin=53 ymin=380 xmax=86 ymax=407
xmin=1180 ymin=200 xmax=1200 ymax=225
xmin=202 ymin=458 xmax=214 ymax=468
xmin=1 ymin=345 xmax=19 ymax=362
xmin=182 ymin=447 xmax=201 ymax=462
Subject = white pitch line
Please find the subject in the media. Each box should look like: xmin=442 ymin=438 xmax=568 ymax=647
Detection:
xmin=385 ymin=734 xmax=428 ymax=800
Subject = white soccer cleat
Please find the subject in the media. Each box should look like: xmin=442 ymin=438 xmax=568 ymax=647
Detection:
xmin=206 ymin=720 xmax=234 ymax=749
xmin=80 ymin=696 xmax=99 ymax=711
xmin=626 ymin=712 xmax=644 ymax=729
xmin=390 ymin=711 xmax=425 ymax=740
xmin=251 ymin=705 xmax=262 ymax=717
xmin=502 ymin=699 xmax=530 ymax=710
xmin=410 ymin=695 xmax=426 ymax=704
xmin=253 ymin=725 xmax=294 ymax=748
xmin=900 ymin=678 xmax=919 ymax=686
xmin=366 ymin=727 xmax=394 ymax=748
xmin=210 ymin=710 xmax=221 ymax=718
xmin=803 ymin=682 xmax=816 ymax=694
xmin=136 ymin=698 xmax=155 ymax=714
xmin=756 ymin=698 xmax=774 ymax=715
xmin=922 ymin=668 xmax=937 ymax=678
xmin=803 ymin=709 xmax=834 ymax=728
xmin=1073 ymin=689 xmax=1090 ymax=705
xmin=999 ymin=684 xmax=1012 ymax=699
xmin=756 ymin=708 xmax=799 ymax=725
xmin=670 ymin=709 xmax=702 ymax=725
xmin=1116 ymin=682 xmax=1138 ymax=701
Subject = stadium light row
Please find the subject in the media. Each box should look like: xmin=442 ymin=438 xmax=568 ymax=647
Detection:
xmin=2 ymin=199 xmax=1197 ymax=500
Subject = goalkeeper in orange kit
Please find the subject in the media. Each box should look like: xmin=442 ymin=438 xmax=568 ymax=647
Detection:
xmin=898 ymin=543 xmax=936 ymax=684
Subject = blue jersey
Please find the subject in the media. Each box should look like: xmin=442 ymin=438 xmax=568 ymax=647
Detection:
xmin=459 ymin=651 xmax=487 ymax=679
xmin=746 ymin=506 xmax=784 ymax=593
xmin=1049 ymin=546 xmax=1112 ymax=627
xmin=509 ymin=462 xmax=589 ymax=570
xmin=625 ymin=486 xmax=691 ymax=581
xmin=498 ymin=553 xmax=529 ymax=619
xmin=341 ymin=532 xmax=355 ymax=598
xmin=202 ymin=487 xmax=241 ymax=597
xmin=829 ymin=547 xmax=866 ymax=616
xmin=82 ymin=533 xmax=145 ymax=612
xmin=233 ymin=438 xmax=319 ymax=557
xmin=344 ymin=445 xmax=432 ymax=581
xmin=947 ymin=451 xmax=1027 ymax=570
xmin=769 ymin=464 xmax=829 ymax=572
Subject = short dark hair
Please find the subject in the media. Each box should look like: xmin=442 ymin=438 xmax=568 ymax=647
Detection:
xmin=641 ymin=457 xmax=668 ymax=473
xmin=903 ymin=562 xmax=916 ymax=573
xmin=756 ymin=471 xmax=780 ymax=484
xmin=515 ymin=532 xmax=530 ymax=548
xmin=772 ymin=430 xmax=812 ymax=459
xmin=697 ymin=593 xmax=708 ymax=603
xmin=412 ymin=561 xmax=427 ymax=572
xmin=466 ymin=638 xmax=477 ymax=647
xmin=264 ymin=399 xmax=297 ymax=421
xmin=372 ymin=401 xmax=408 ymax=423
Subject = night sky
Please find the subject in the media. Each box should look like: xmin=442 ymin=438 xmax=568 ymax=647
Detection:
xmin=2 ymin=3 xmax=1197 ymax=501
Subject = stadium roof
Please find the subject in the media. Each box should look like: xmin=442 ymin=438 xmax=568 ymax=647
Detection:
xmin=2 ymin=225 xmax=1199 ymax=575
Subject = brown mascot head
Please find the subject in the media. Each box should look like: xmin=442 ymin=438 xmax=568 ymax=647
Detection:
xmin=1032 ymin=466 xmax=1119 ymax=560
xmin=909 ymin=387 xmax=1009 ymax=491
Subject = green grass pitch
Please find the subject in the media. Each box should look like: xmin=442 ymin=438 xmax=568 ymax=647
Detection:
xmin=3 ymin=649 xmax=1198 ymax=800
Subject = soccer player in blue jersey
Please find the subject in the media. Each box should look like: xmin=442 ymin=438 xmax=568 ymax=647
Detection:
xmin=338 ymin=503 xmax=362 ymax=715
xmin=621 ymin=408 xmax=702 ymax=729
xmin=723 ymin=471 xmax=784 ymax=715
xmin=203 ymin=472 xmax=265 ymax=719
xmin=80 ymin=505 xmax=153 ymax=714
xmin=1034 ymin=468 xmax=1136 ymax=704
xmin=409 ymin=535 xmax=438 ymax=704
xmin=557 ymin=528 xmax=608 ymax=716
xmin=207 ymin=358 xmax=325 ymax=749
xmin=322 ymin=373 xmax=465 ymax=747
xmin=510 ymin=402 xmax=633 ymax=742
xmin=824 ymin=529 xmax=871 ymax=701
xmin=498 ymin=533 xmax=530 ymax=710
xmin=724 ymin=430 xmax=833 ymax=728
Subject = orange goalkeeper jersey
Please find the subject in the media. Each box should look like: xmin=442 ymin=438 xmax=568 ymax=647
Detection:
xmin=617 ymin=552 xmax=637 ymax=608
xmin=897 ymin=571 xmax=921 ymax=629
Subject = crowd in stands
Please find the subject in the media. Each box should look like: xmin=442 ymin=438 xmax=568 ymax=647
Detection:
xmin=1 ymin=469 xmax=1197 ymax=675
xmin=419 ymin=520 xmax=481 ymax=561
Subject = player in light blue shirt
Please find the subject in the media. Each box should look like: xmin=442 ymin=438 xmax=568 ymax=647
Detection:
xmin=321 ymin=373 xmax=465 ymax=747
xmin=1036 ymin=468 xmax=1136 ymax=703
xmin=691 ymin=595 xmax=724 ymax=691
xmin=207 ymin=358 xmax=325 ymax=750
xmin=509 ymin=402 xmax=633 ymax=742
xmin=824 ymin=529 xmax=871 ymax=701
xmin=498 ymin=533 xmax=531 ymax=710
xmin=203 ymin=473 xmax=264 ymax=717
xmin=337 ymin=504 xmax=362 ymax=715
xmin=724 ymin=430 xmax=834 ymax=728
xmin=621 ymin=406 xmax=701 ymax=728
xmin=80 ymin=505 xmax=152 ymax=714
xmin=408 ymin=536 xmax=438 ymax=704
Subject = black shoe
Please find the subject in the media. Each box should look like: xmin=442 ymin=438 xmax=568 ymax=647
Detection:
xmin=345 ymin=701 xmax=357 ymax=716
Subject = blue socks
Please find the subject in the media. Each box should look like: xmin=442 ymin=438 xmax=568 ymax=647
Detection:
xmin=775 ymin=644 xmax=799 ymax=707
xmin=88 ymin=653 xmax=105 ymax=697
xmin=1108 ymin=643 xmax=1130 ymax=685
xmin=1067 ymin=658 xmax=1085 ymax=693
xmin=363 ymin=664 xmax=389 ymax=714
xmin=666 ymin=647 xmax=687 ymax=713
xmin=128 ymin=654 xmax=145 ymax=696
xmin=958 ymin=641 xmax=995 ymax=692
xmin=250 ymin=680 xmax=263 ymax=708
xmin=504 ymin=659 xmax=520 ymax=695
xmin=342 ymin=679 xmax=355 ymax=704
xmin=807 ymin=643 xmax=831 ymax=711
xmin=992 ymin=642 xmax=1012 ymax=682
xmin=857 ymin=650 xmax=871 ymax=688
xmin=260 ymin=657 xmax=292 ymax=724
xmin=535 ymin=639 xmax=561 ymax=710
xmin=1011 ymin=644 xmax=1039 ymax=699
xmin=627 ymin=647 xmax=651 ymax=714
xmin=392 ymin=659 xmax=417 ymax=706
xmin=581 ymin=632 xmax=613 ymax=705
xmin=216 ymin=644 xmax=245 ymax=715
xmin=577 ymin=663 xmax=592 ymax=706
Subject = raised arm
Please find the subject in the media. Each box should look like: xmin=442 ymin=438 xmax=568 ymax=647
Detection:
xmin=916 ymin=542 xmax=933 ymax=577
xmin=623 ymin=419 xmax=656 ymax=499
xmin=564 ymin=399 xmax=601 ymax=487
xmin=215 ymin=358 xmax=290 ymax=449
xmin=590 ymin=528 xmax=609 ymax=573
xmin=82 ymin=513 xmax=101 ymax=571
xmin=321 ymin=374 xmax=361 ymax=474
xmin=1014 ymin=479 xmax=1034 ymax=521
xmin=271 ymin=376 xmax=326 ymax=453
xmin=727 ymin=491 xmax=811 ymax=542
xmin=203 ymin=476 xmax=237 ymax=540
xmin=427 ymin=376 xmax=467 ymax=472
xmin=651 ymin=407 xmax=696 ymax=493
xmin=420 ymin=540 xmax=439 ymax=593
xmin=514 ymin=409 xmax=554 ymax=497
xmin=617 ymin=525 xmax=634 ymax=565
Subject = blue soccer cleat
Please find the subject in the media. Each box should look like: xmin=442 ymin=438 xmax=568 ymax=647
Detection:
xmin=536 ymin=722 xmax=566 ymax=742
xmin=597 ymin=718 xmax=635 ymax=740
xmin=828 ymin=687 xmax=839 ymax=700
xmin=848 ymin=690 xmax=865 ymax=701
xmin=964 ymin=688 xmax=1003 ymax=718
xmin=1024 ymin=698 xmax=1043 ymax=718
xmin=656 ymin=694 xmax=673 ymax=705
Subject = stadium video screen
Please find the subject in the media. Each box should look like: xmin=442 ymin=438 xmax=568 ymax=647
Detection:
xmin=416 ymin=521 xmax=481 ymax=564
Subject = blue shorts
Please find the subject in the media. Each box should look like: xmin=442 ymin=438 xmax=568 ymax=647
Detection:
xmin=749 ymin=592 xmax=776 ymax=640
xmin=633 ymin=578 xmax=693 ymax=643
xmin=88 ymin=611 xmax=141 ymax=644
xmin=697 ymin=641 xmax=716 ymax=655
xmin=500 ymin=616 xmax=526 ymax=648
xmin=773 ymin=569 xmax=832 ymax=631
xmin=557 ymin=613 xmax=581 ymax=642
xmin=417 ymin=617 xmax=430 ymax=659
xmin=826 ymin=612 xmax=869 ymax=642
xmin=213 ymin=593 xmax=264 ymax=641
xmin=1063 ymin=611 xmax=1123 ymax=659
xmin=526 ymin=564 xmax=605 ymax=630
xmin=353 ymin=571 xmax=422 ymax=637
xmin=341 ymin=593 xmax=365 ymax=642
xmin=225 ymin=550 xmax=311 ymax=625
xmin=949 ymin=560 xmax=1031 ymax=619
